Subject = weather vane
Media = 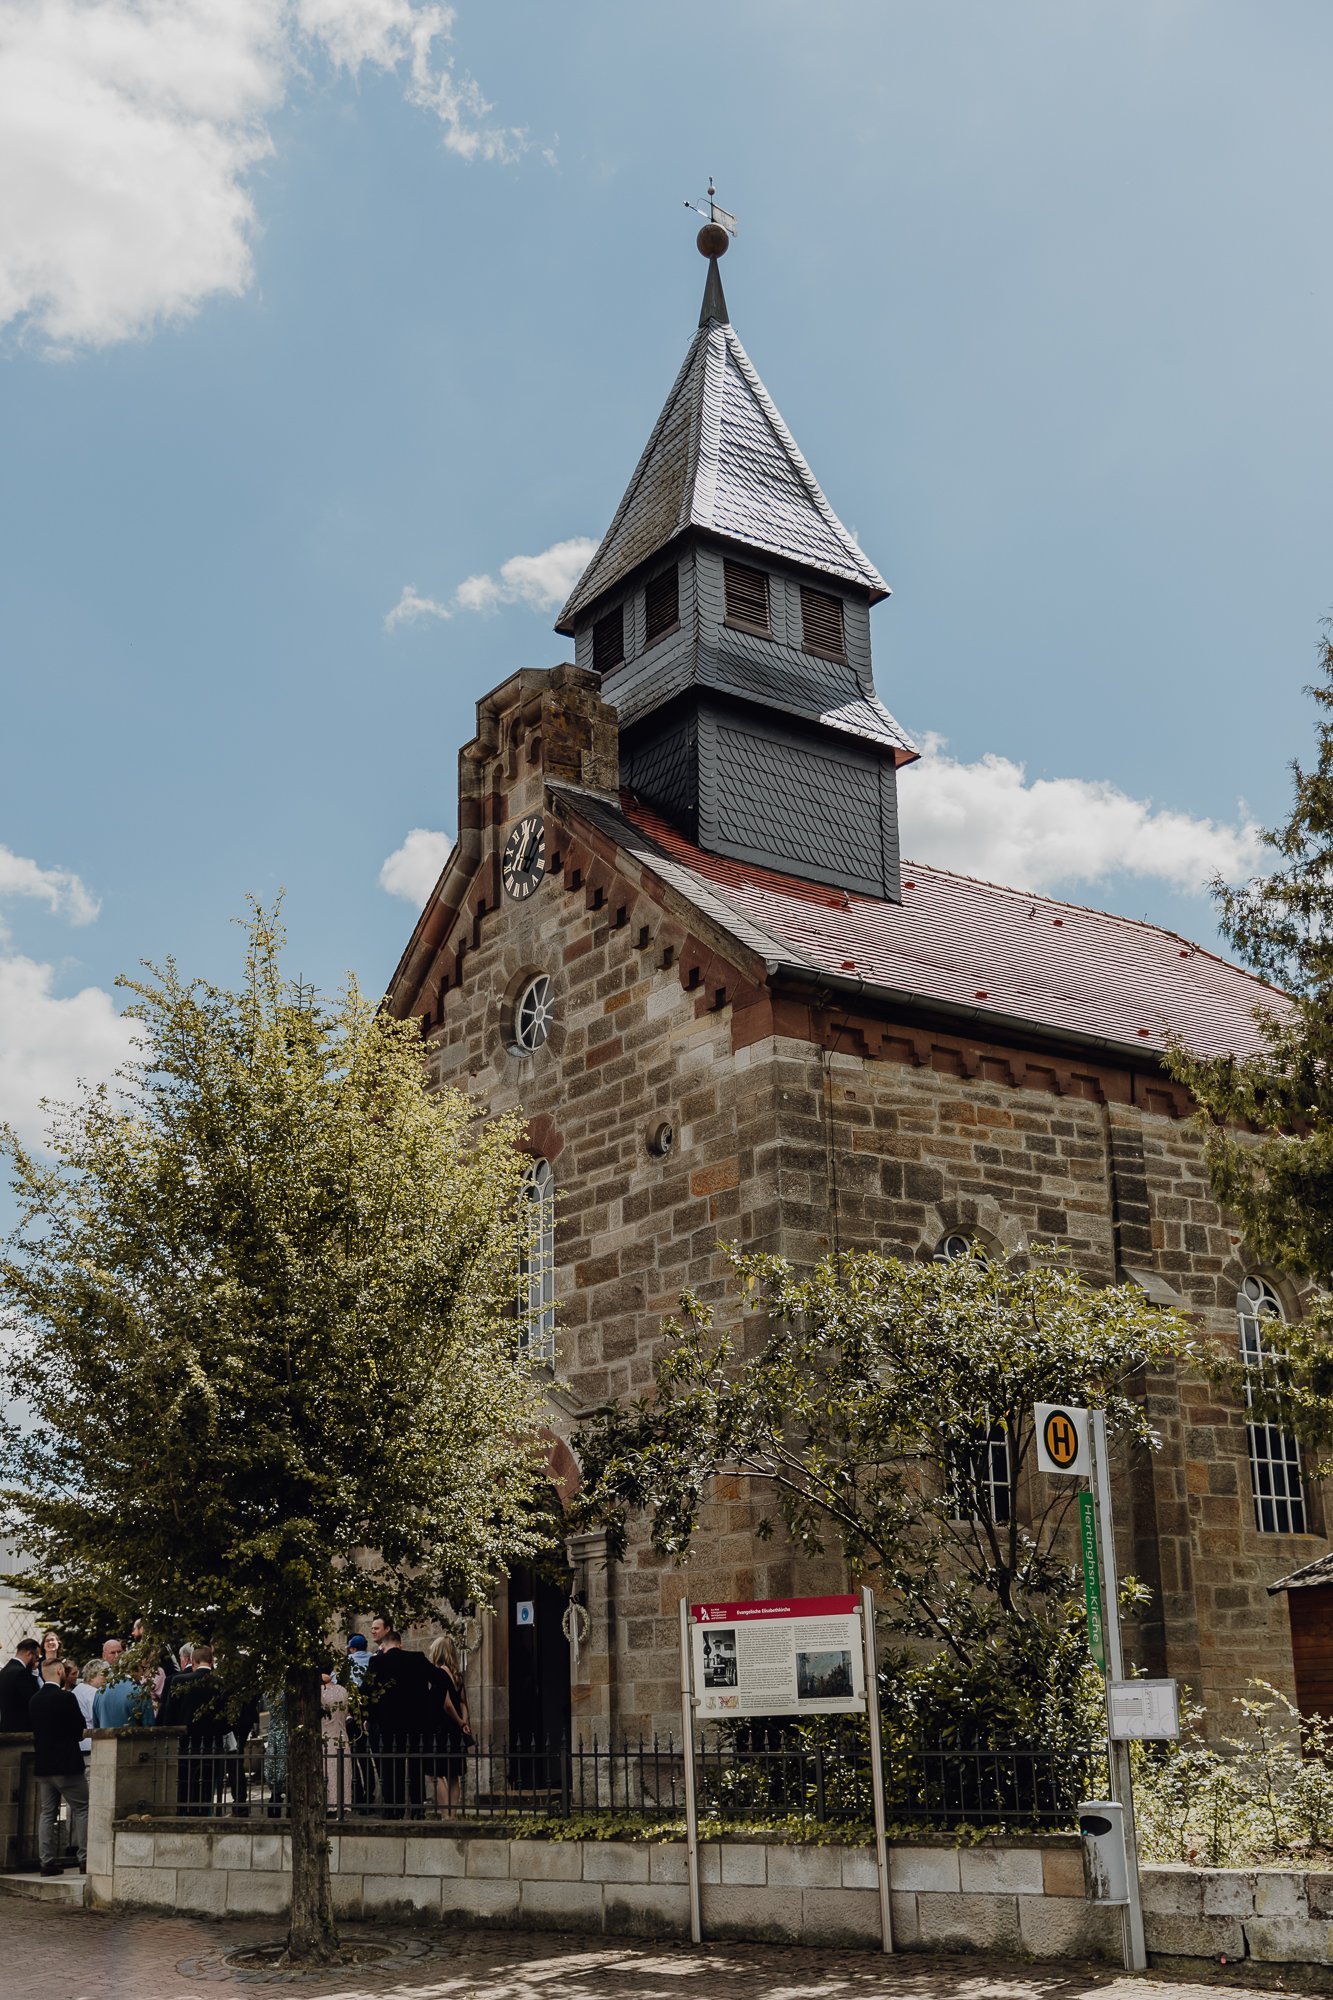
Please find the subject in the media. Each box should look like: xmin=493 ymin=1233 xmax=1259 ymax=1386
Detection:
xmin=684 ymin=178 xmax=737 ymax=260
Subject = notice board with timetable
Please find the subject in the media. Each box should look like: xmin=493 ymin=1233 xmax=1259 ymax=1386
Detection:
xmin=1108 ymin=1678 xmax=1180 ymax=1741
xmin=690 ymin=1594 xmax=866 ymax=1718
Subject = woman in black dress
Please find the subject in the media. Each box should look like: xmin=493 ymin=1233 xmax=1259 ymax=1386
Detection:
xmin=427 ymin=1634 xmax=470 ymax=1812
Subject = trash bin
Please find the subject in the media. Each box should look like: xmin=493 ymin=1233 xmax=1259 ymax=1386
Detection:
xmin=1077 ymin=1798 xmax=1129 ymax=1904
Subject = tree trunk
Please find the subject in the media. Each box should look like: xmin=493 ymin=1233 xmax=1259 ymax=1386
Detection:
xmin=285 ymin=1666 xmax=338 ymax=1964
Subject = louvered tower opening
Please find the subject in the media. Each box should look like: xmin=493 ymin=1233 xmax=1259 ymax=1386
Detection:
xmin=800 ymin=586 xmax=846 ymax=661
xmin=723 ymin=560 xmax=770 ymax=635
xmin=593 ymin=606 xmax=625 ymax=675
xmin=644 ymin=565 xmax=679 ymax=644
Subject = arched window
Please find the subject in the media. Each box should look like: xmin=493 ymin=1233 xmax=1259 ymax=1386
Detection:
xmin=1239 ymin=1276 xmax=1306 ymax=1534
xmin=933 ymin=1232 xmax=1011 ymax=1526
xmin=518 ymin=1160 xmax=556 ymax=1366
xmin=513 ymin=975 xmax=554 ymax=1054
xmin=933 ymin=1231 xmax=977 ymax=1264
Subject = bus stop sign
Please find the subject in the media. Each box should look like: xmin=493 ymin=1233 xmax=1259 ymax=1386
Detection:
xmin=1035 ymin=1402 xmax=1091 ymax=1476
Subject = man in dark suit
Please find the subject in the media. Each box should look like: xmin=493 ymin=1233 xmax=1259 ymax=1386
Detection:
xmin=363 ymin=1632 xmax=444 ymax=1817
xmin=159 ymin=1644 xmax=232 ymax=1814
xmin=0 ymin=1638 xmax=40 ymax=1732
xmin=29 ymin=1662 xmax=87 ymax=1874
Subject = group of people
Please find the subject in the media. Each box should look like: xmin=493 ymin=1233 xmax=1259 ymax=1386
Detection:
xmin=0 ymin=1616 xmax=473 ymax=1859
xmin=0 ymin=1627 xmax=151 ymax=1876
xmin=346 ymin=1621 xmax=474 ymax=1818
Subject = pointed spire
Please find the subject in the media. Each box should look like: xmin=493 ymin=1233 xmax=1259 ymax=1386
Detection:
xmin=699 ymin=256 xmax=728 ymax=327
xmin=693 ymin=180 xmax=733 ymax=326
xmin=554 ymin=189 xmax=889 ymax=633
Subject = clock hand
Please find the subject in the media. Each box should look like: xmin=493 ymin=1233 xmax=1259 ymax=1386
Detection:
xmin=518 ymin=823 xmax=540 ymax=873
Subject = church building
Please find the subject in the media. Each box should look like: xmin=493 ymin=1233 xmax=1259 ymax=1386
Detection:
xmin=386 ymin=226 xmax=1325 ymax=1747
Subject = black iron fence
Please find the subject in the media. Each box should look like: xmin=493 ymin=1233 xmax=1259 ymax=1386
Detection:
xmin=167 ymin=1724 xmax=1088 ymax=1832
xmin=698 ymin=1722 xmax=1089 ymax=1830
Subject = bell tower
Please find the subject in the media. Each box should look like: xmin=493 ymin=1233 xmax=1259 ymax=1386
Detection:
xmin=554 ymin=202 xmax=916 ymax=902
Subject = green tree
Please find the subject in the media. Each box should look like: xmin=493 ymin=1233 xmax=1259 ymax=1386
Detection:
xmin=1166 ymin=643 xmax=1333 ymax=1440
xmin=573 ymin=1248 xmax=1193 ymax=1737
xmin=0 ymin=908 xmax=551 ymax=1963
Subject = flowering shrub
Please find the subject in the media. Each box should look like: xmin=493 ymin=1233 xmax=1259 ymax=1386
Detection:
xmin=1133 ymin=1682 xmax=1333 ymax=1865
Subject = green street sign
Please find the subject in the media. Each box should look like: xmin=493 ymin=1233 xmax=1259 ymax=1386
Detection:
xmin=1080 ymin=1490 xmax=1106 ymax=1674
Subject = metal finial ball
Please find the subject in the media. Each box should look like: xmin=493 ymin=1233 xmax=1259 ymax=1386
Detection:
xmin=697 ymin=222 xmax=730 ymax=260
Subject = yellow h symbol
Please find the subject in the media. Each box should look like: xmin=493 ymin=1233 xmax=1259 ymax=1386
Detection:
xmin=1045 ymin=1412 xmax=1077 ymax=1467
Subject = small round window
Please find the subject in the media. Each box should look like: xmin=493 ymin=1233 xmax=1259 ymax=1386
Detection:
xmin=513 ymin=974 xmax=554 ymax=1053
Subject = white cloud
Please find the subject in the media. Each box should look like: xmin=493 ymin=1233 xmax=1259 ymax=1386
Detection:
xmin=379 ymin=826 xmax=453 ymax=903
xmin=0 ymin=951 xmax=137 ymax=1147
xmin=297 ymin=1 xmax=525 ymax=162
xmin=464 ymin=537 xmax=599 ymax=611
xmin=0 ymin=845 xmax=131 ymax=1147
xmin=0 ymin=2 xmax=522 ymax=349
xmin=898 ymin=734 xmax=1263 ymax=896
xmin=384 ymin=584 xmax=452 ymax=631
xmin=385 ymin=536 xmax=597 ymax=631
xmin=0 ymin=845 xmax=99 ymax=927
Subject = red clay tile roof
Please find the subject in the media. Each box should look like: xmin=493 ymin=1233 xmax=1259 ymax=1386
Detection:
xmin=614 ymin=795 xmax=1283 ymax=1060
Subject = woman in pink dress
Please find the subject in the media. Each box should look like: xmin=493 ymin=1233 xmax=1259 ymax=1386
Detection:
xmin=320 ymin=1671 xmax=351 ymax=1811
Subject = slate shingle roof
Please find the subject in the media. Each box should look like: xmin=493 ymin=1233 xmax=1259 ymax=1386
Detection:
xmin=555 ymin=314 xmax=888 ymax=632
xmin=562 ymin=789 xmax=1283 ymax=1061
xmin=608 ymin=627 xmax=916 ymax=760
xmin=695 ymin=634 xmax=916 ymax=758
xmin=1268 ymin=1552 xmax=1333 ymax=1594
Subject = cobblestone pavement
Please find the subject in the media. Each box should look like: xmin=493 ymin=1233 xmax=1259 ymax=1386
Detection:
xmin=2 ymin=1904 xmax=1281 ymax=2000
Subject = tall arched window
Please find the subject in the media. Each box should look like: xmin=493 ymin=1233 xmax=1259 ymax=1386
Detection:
xmin=518 ymin=1159 xmax=556 ymax=1366
xmin=933 ymin=1232 xmax=1011 ymax=1526
xmin=1239 ymin=1276 xmax=1306 ymax=1534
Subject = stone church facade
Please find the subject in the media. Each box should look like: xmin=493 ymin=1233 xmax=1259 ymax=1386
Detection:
xmin=386 ymin=242 xmax=1325 ymax=1746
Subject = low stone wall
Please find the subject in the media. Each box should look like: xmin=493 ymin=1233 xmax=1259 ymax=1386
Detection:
xmin=1143 ymin=1862 xmax=1333 ymax=1973
xmin=105 ymin=1821 xmax=1118 ymax=1956
xmin=43 ymin=1733 xmax=1333 ymax=1973
xmin=0 ymin=1737 xmax=38 ymax=1872
xmin=100 ymin=1819 xmax=1333 ymax=1972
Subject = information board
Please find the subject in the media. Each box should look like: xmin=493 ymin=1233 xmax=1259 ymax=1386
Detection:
xmin=1108 ymin=1679 xmax=1181 ymax=1741
xmin=690 ymin=1594 xmax=866 ymax=1719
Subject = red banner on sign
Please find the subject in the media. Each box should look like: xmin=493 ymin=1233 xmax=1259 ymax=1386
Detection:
xmin=690 ymin=1595 xmax=858 ymax=1624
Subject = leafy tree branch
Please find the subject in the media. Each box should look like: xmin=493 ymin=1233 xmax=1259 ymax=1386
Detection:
xmin=574 ymin=1246 xmax=1193 ymax=1735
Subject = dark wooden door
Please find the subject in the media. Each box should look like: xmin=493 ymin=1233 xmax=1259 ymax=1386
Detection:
xmin=507 ymin=1565 xmax=571 ymax=1776
xmin=1288 ymin=1586 xmax=1333 ymax=1720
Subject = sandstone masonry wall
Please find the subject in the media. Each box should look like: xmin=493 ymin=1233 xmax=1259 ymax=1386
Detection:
xmin=402 ymin=670 xmax=1322 ymax=1737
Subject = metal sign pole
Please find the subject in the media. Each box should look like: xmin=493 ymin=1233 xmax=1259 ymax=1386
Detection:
xmin=1089 ymin=1409 xmax=1147 ymax=1972
xmin=678 ymin=1596 xmax=702 ymax=1944
xmin=860 ymin=1584 xmax=894 ymax=1953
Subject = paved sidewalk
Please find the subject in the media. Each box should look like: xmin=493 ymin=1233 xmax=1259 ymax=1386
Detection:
xmin=2 ymin=1902 xmax=1279 ymax=2000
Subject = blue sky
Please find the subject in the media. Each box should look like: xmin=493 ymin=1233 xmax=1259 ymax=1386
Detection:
xmin=2 ymin=0 xmax=1332 ymax=1150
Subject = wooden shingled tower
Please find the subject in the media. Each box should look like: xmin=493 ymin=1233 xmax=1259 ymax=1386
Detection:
xmin=554 ymin=217 xmax=918 ymax=903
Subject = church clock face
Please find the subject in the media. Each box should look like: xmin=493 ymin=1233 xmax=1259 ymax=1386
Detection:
xmin=502 ymin=814 xmax=546 ymax=900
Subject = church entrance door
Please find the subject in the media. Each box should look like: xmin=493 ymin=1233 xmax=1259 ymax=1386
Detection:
xmin=507 ymin=1564 xmax=571 ymax=1788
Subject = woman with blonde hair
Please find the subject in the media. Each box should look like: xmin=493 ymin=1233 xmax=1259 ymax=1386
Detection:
xmin=427 ymin=1634 xmax=470 ymax=1812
